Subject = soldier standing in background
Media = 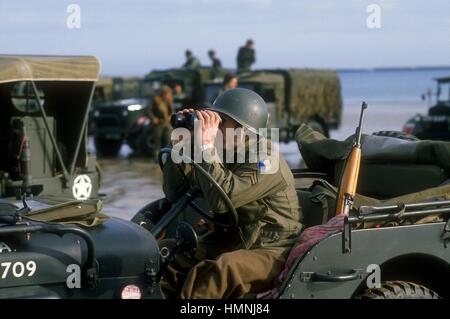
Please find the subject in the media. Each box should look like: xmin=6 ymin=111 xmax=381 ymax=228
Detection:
xmin=182 ymin=50 xmax=201 ymax=70
xmin=148 ymin=85 xmax=174 ymax=161
xmin=208 ymin=49 xmax=222 ymax=79
xmin=237 ymin=39 xmax=256 ymax=73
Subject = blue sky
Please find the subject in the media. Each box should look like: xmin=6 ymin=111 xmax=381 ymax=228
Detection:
xmin=0 ymin=0 xmax=449 ymax=76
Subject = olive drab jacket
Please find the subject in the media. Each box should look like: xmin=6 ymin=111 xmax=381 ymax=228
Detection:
xmin=237 ymin=46 xmax=255 ymax=73
xmin=150 ymin=96 xmax=173 ymax=125
xmin=162 ymin=138 xmax=303 ymax=250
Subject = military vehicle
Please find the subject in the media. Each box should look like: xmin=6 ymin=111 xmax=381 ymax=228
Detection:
xmin=89 ymin=76 xmax=155 ymax=156
xmin=91 ymin=97 xmax=151 ymax=156
xmin=403 ymin=76 xmax=450 ymax=141
xmin=89 ymin=77 xmax=152 ymax=132
xmin=0 ymin=55 xmax=160 ymax=298
xmin=93 ymin=76 xmax=153 ymax=103
xmin=131 ymin=127 xmax=450 ymax=299
xmin=203 ymin=69 xmax=343 ymax=139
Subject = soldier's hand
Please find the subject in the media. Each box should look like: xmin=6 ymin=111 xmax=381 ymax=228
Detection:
xmin=195 ymin=110 xmax=221 ymax=146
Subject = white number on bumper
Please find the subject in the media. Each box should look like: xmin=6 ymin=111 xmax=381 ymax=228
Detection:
xmin=1 ymin=261 xmax=36 ymax=279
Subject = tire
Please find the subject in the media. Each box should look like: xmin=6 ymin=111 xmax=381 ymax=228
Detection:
xmin=355 ymin=281 xmax=440 ymax=299
xmin=372 ymin=130 xmax=420 ymax=141
xmin=94 ymin=138 xmax=121 ymax=157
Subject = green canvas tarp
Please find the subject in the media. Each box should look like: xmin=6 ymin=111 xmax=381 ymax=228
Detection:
xmin=296 ymin=124 xmax=450 ymax=176
xmin=0 ymin=55 xmax=100 ymax=84
xmin=286 ymin=69 xmax=342 ymax=122
xmin=296 ymin=124 xmax=450 ymax=198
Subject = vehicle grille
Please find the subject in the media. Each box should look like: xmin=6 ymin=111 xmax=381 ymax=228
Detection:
xmin=95 ymin=115 xmax=122 ymax=128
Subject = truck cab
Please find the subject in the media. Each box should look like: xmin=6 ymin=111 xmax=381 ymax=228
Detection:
xmin=403 ymin=76 xmax=450 ymax=140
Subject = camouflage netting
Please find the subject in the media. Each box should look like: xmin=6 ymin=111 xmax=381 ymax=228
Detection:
xmin=287 ymin=69 xmax=342 ymax=122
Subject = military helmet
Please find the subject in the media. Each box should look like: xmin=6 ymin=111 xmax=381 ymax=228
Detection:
xmin=209 ymin=88 xmax=268 ymax=133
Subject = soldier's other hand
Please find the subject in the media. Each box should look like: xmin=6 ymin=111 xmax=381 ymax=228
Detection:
xmin=195 ymin=110 xmax=220 ymax=146
xmin=171 ymin=108 xmax=196 ymax=145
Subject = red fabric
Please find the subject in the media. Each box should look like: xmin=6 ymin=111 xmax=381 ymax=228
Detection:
xmin=257 ymin=216 xmax=345 ymax=299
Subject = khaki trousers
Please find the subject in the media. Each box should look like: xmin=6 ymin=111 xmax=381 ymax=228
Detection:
xmin=160 ymin=240 xmax=288 ymax=299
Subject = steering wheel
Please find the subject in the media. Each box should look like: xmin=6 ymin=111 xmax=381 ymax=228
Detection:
xmin=158 ymin=147 xmax=238 ymax=228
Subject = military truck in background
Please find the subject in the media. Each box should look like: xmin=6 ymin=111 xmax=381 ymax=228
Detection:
xmin=90 ymin=77 xmax=154 ymax=156
xmin=204 ymin=69 xmax=343 ymax=139
xmin=403 ymin=76 xmax=450 ymax=141
xmin=146 ymin=67 xmax=228 ymax=110
xmin=93 ymin=76 xmax=153 ymax=103
xmin=91 ymin=98 xmax=151 ymax=156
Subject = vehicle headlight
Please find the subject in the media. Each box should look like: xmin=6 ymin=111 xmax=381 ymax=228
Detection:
xmin=127 ymin=104 xmax=143 ymax=111
xmin=121 ymin=284 xmax=142 ymax=299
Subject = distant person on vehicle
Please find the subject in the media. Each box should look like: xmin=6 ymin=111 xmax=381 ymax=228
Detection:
xmin=208 ymin=49 xmax=222 ymax=79
xmin=223 ymin=73 xmax=238 ymax=91
xmin=211 ymin=73 xmax=238 ymax=101
xmin=182 ymin=50 xmax=201 ymax=70
xmin=237 ymin=39 xmax=256 ymax=73
xmin=148 ymin=85 xmax=174 ymax=160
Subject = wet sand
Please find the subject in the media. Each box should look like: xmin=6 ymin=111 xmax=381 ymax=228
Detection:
xmin=98 ymin=158 xmax=164 ymax=220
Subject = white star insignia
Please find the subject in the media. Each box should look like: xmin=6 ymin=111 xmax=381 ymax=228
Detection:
xmin=72 ymin=174 xmax=92 ymax=200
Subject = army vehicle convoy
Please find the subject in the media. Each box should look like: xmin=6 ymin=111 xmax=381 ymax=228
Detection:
xmin=403 ymin=76 xmax=450 ymax=141
xmin=2 ymin=55 xmax=448 ymax=299
xmin=91 ymin=67 xmax=342 ymax=156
